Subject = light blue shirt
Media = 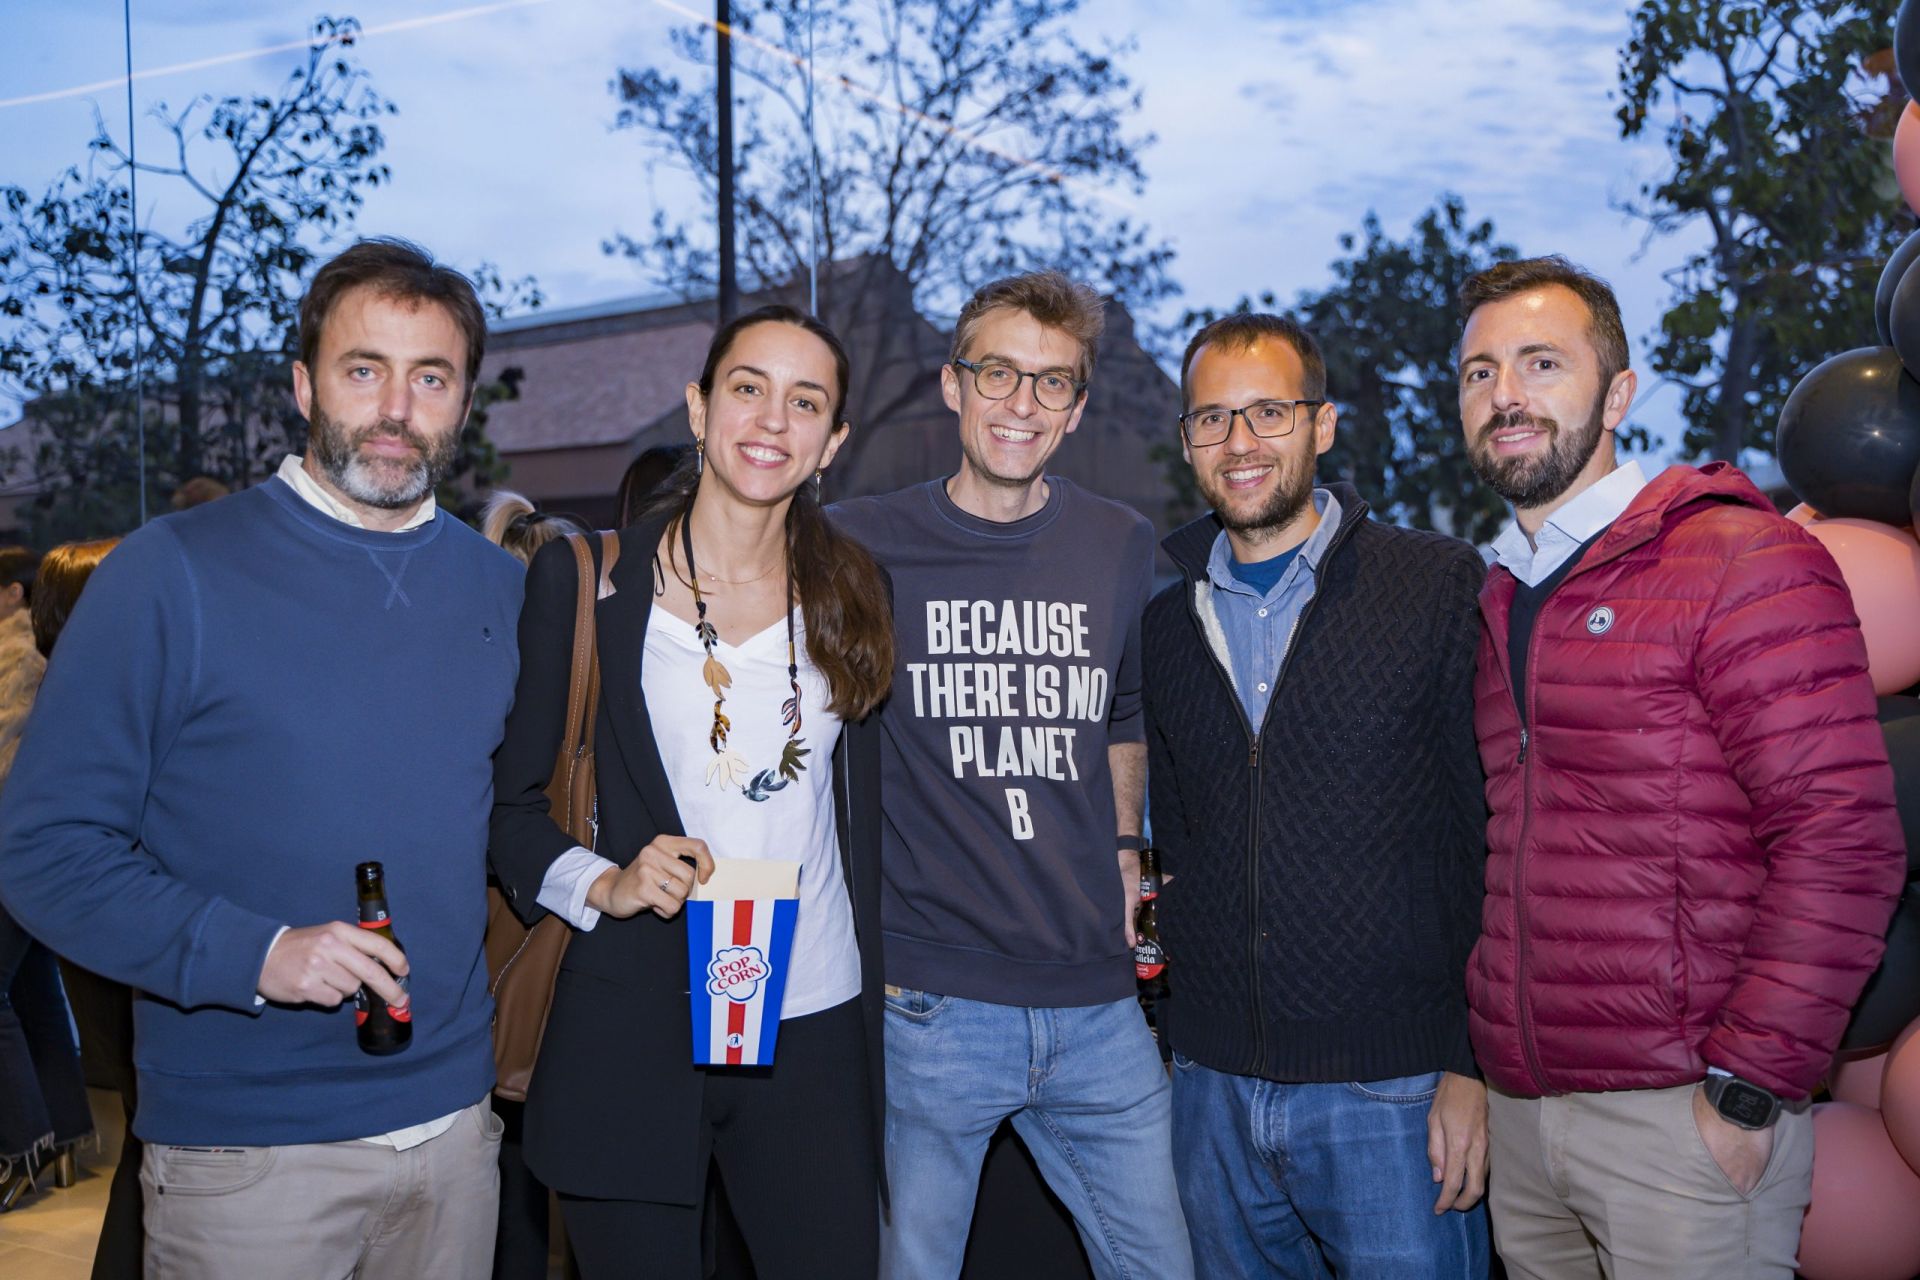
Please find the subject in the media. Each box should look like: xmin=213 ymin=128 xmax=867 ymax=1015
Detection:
xmin=1203 ymin=488 xmax=1343 ymax=727
xmin=1488 ymin=461 xmax=1649 ymax=588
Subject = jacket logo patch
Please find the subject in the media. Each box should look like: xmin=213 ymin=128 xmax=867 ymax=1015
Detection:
xmin=1586 ymin=606 xmax=1614 ymax=635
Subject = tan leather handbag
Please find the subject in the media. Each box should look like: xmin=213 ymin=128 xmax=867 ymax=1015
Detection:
xmin=486 ymin=529 xmax=618 ymax=1102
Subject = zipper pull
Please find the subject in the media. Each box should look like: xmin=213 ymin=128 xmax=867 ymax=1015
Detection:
xmin=1517 ymin=727 xmax=1529 ymax=764
xmin=1248 ymin=743 xmax=1259 ymax=769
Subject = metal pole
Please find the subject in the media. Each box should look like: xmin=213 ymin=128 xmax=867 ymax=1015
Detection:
xmin=715 ymin=0 xmax=738 ymax=324
xmin=124 ymin=0 xmax=147 ymax=525
xmin=806 ymin=0 xmax=818 ymax=316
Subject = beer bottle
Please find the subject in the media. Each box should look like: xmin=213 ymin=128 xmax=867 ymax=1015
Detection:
xmin=1134 ymin=846 xmax=1168 ymax=1000
xmin=354 ymin=861 xmax=412 ymax=1056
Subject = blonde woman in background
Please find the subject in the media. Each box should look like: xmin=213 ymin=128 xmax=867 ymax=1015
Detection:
xmin=479 ymin=491 xmax=586 ymax=1280
xmin=482 ymin=490 xmax=587 ymax=567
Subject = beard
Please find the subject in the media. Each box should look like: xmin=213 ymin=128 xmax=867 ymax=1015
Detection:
xmin=1467 ymin=387 xmax=1608 ymax=510
xmin=308 ymin=401 xmax=459 ymax=511
xmin=1197 ymin=445 xmax=1317 ymax=543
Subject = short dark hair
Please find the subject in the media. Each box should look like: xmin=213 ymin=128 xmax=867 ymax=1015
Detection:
xmin=0 ymin=546 xmax=41 ymax=605
xmin=298 ymin=238 xmax=487 ymax=393
xmin=950 ymin=271 xmax=1106 ymax=384
xmin=1180 ymin=313 xmax=1328 ymax=403
xmin=1457 ymin=255 xmax=1630 ymax=386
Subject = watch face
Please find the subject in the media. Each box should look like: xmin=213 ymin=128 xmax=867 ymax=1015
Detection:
xmin=1719 ymin=1081 xmax=1776 ymax=1127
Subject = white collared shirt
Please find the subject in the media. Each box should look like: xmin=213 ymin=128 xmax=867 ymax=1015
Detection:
xmin=274 ymin=454 xmax=438 ymax=533
xmin=267 ymin=454 xmax=461 ymax=1151
xmin=1489 ymin=461 xmax=1649 ymax=588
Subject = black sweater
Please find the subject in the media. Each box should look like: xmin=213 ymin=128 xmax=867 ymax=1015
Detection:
xmin=1142 ymin=484 xmax=1487 ymax=1082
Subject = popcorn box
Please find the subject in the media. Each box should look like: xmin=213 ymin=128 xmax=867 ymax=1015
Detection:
xmin=685 ymin=859 xmax=800 ymax=1067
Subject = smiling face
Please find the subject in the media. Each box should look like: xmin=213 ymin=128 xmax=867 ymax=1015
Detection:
xmin=688 ymin=320 xmax=849 ymax=510
xmin=292 ymin=285 xmax=468 ymax=518
xmin=1183 ymin=336 xmax=1335 ymax=549
xmin=1457 ymin=284 xmax=1632 ymax=513
xmin=942 ymin=307 xmax=1087 ymax=495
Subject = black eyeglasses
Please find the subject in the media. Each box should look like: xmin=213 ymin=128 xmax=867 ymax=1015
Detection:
xmin=1177 ymin=399 xmax=1327 ymax=449
xmin=952 ymin=358 xmax=1086 ymax=412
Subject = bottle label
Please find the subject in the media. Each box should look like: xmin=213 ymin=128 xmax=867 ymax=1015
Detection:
xmin=1135 ymin=939 xmax=1166 ymax=980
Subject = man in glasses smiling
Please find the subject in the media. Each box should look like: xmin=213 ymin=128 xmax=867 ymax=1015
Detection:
xmin=1142 ymin=313 xmax=1492 ymax=1278
xmin=833 ymin=271 xmax=1189 ymax=1279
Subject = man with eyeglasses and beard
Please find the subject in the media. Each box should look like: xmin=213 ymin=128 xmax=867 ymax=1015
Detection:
xmin=0 ymin=239 xmax=522 ymax=1278
xmin=1140 ymin=313 xmax=1491 ymax=1278
xmin=1456 ymin=256 xmax=1904 ymax=1279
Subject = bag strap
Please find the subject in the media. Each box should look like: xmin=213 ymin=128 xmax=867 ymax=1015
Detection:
xmin=575 ymin=531 xmax=621 ymax=762
xmin=558 ymin=534 xmax=599 ymax=767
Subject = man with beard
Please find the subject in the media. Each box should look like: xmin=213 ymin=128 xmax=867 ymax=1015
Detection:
xmin=1456 ymin=256 xmax=1904 ymax=1279
xmin=832 ymin=270 xmax=1192 ymax=1279
xmin=0 ymin=239 xmax=522 ymax=1279
xmin=1140 ymin=313 xmax=1491 ymax=1278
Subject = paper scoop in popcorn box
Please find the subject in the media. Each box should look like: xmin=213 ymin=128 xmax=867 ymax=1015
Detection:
xmin=685 ymin=858 xmax=800 ymax=1067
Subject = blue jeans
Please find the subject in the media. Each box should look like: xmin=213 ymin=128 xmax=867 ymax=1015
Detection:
xmin=880 ymin=990 xmax=1193 ymax=1280
xmin=1171 ymin=1055 xmax=1489 ymax=1280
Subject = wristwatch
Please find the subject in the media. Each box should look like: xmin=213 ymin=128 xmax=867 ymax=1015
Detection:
xmin=1702 ymin=1069 xmax=1781 ymax=1130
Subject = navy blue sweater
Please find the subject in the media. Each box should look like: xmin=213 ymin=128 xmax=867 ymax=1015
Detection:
xmin=0 ymin=479 xmax=523 ymax=1145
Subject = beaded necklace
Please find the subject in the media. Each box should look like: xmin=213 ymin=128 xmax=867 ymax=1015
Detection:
xmin=679 ymin=513 xmax=809 ymax=802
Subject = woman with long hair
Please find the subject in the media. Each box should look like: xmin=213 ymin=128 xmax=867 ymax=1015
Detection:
xmin=490 ymin=304 xmax=892 ymax=1276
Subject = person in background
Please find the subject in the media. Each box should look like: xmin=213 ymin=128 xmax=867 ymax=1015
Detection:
xmin=479 ymin=489 xmax=585 ymax=1280
xmin=1456 ymin=255 xmax=1906 ymax=1279
xmin=171 ymin=476 xmax=231 ymax=510
xmin=482 ymin=489 xmax=588 ymax=567
xmin=616 ymin=444 xmax=691 ymax=528
xmin=0 ymin=237 xmax=522 ymax=1279
xmin=0 ymin=543 xmax=94 ymax=1212
xmin=28 ymin=540 xmax=139 ymax=1276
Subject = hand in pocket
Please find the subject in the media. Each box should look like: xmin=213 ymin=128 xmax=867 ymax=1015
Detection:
xmin=1692 ymin=1085 xmax=1772 ymax=1195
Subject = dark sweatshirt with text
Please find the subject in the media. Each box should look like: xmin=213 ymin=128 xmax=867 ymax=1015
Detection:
xmin=832 ymin=477 xmax=1154 ymax=1007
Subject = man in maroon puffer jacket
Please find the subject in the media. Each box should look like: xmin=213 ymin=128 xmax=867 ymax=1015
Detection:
xmin=1455 ymin=255 xmax=1906 ymax=1280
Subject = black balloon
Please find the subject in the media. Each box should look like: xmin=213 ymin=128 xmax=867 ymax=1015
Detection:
xmin=1886 ymin=717 xmax=1920 ymax=880
xmin=1776 ymin=347 xmax=1920 ymax=526
xmin=1901 ymin=0 xmax=1920 ymax=103
xmin=1841 ymin=884 xmax=1920 ymax=1052
xmin=1876 ymin=229 xmax=1920 ymax=346
xmin=1912 ymin=451 xmax=1920 ymax=531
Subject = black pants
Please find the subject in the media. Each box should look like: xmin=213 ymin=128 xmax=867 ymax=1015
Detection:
xmin=0 ymin=905 xmax=92 ymax=1168
xmin=559 ymin=997 xmax=877 ymax=1280
xmin=59 ymin=958 xmax=142 ymax=1279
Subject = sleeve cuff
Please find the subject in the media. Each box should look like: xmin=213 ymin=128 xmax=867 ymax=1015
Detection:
xmin=539 ymin=847 xmax=618 ymax=931
xmin=253 ymin=925 xmax=292 ymax=1009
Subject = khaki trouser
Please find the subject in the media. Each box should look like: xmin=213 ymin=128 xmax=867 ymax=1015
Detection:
xmin=140 ymin=1098 xmax=502 ymax=1280
xmin=1487 ymin=1083 xmax=1812 ymax=1280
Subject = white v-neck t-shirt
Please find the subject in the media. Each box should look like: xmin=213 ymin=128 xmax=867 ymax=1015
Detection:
xmin=642 ymin=604 xmax=861 ymax=1020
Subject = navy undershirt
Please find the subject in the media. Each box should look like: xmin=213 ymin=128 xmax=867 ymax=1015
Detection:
xmin=1228 ymin=545 xmax=1302 ymax=595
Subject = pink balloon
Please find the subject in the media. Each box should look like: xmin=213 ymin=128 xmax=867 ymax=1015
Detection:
xmin=1803 ymin=518 xmax=1920 ymax=695
xmin=1883 ymin=1019 xmax=1920 ymax=1175
xmin=1787 ymin=502 xmax=1822 ymax=527
xmin=1832 ymin=1049 xmax=1890 ymax=1107
xmin=1898 ymin=103 xmax=1920 ymax=218
xmin=1799 ymin=1101 xmax=1920 ymax=1280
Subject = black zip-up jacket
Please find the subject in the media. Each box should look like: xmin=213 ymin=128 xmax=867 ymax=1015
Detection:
xmin=1142 ymin=484 xmax=1486 ymax=1082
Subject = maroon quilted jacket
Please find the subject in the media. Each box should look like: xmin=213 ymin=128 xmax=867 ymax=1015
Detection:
xmin=1468 ymin=463 xmax=1906 ymax=1100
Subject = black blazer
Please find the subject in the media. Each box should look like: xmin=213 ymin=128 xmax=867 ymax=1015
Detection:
xmin=489 ymin=511 xmax=887 ymax=1206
